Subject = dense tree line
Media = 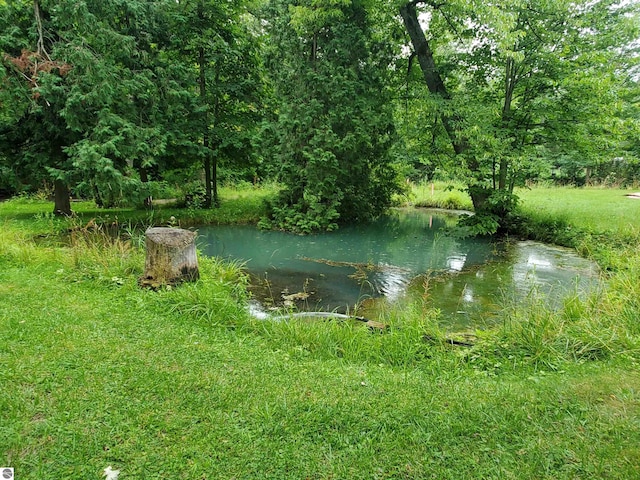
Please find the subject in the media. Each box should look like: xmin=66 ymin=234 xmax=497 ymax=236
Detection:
xmin=1 ymin=0 xmax=638 ymax=232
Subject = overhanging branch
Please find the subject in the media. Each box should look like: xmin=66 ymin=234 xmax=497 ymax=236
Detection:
xmin=33 ymin=0 xmax=51 ymax=61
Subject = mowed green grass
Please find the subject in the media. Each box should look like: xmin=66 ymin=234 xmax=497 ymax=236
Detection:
xmin=516 ymin=186 xmax=640 ymax=235
xmin=1 ymin=187 xmax=640 ymax=479
xmin=410 ymin=182 xmax=640 ymax=235
xmin=1 ymin=183 xmax=276 ymax=231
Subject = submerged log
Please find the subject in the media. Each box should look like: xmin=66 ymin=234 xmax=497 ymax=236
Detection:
xmin=140 ymin=227 xmax=199 ymax=288
xmin=299 ymin=256 xmax=410 ymax=273
xmin=268 ymin=311 xmax=389 ymax=332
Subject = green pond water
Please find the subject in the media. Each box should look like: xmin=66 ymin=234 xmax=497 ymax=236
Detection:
xmin=198 ymin=209 xmax=599 ymax=329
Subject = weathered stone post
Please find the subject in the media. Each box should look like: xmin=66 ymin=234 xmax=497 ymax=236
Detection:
xmin=140 ymin=227 xmax=199 ymax=288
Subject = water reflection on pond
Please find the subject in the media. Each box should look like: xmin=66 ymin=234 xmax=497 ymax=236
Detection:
xmin=197 ymin=209 xmax=599 ymax=329
xmin=413 ymin=240 xmax=599 ymax=330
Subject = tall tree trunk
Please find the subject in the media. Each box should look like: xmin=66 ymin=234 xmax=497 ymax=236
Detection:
xmin=399 ymin=2 xmax=464 ymax=155
xmin=311 ymin=33 xmax=318 ymax=62
xmin=199 ymin=44 xmax=212 ymax=209
xmin=53 ymin=179 xmax=71 ymax=216
xmin=212 ymin=148 xmax=218 ymax=207
xmin=198 ymin=3 xmax=212 ymax=209
xmin=212 ymin=68 xmax=220 ymax=207
xmin=399 ymin=2 xmax=489 ymax=211
xmin=499 ymin=56 xmax=517 ymax=191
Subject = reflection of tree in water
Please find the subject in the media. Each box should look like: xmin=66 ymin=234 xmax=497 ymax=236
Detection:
xmin=198 ymin=210 xmax=574 ymax=318
xmin=405 ymin=240 xmax=599 ymax=331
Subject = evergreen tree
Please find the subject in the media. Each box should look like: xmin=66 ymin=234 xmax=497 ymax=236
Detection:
xmin=0 ymin=0 xmax=261 ymax=210
xmin=261 ymin=0 xmax=400 ymax=233
xmin=0 ymin=0 xmax=179 ymax=212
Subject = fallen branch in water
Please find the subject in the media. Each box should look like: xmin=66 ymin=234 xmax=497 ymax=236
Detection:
xmin=299 ymin=256 xmax=410 ymax=273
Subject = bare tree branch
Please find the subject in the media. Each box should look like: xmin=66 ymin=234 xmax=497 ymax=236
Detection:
xmin=33 ymin=0 xmax=51 ymax=61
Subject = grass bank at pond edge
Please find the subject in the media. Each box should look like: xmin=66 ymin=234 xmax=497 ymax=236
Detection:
xmin=1 ymin=185 xmax=639 ymax=479
xmin=410 ymin=182 xmax=640 ymax=364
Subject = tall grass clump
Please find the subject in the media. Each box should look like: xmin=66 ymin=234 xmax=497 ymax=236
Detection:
xmin=0 ymin=222 xmax=50 ymax=267
xmin=160 ymin=257 xmax=251 ymax=329
xmin=0 ymin=207 xmax=72 ymax=270
xmin=509 ymin=207 xmax=581 ymax=247
xmin=589 ymin=239 xmax=640 ymax=339
xmin=465 ymin=241 xmax=640 ymax=372
xmin=65 ymin=221 xmax=145 ymax=285
xmin=460 ymin=293 xmax=565 ymax=373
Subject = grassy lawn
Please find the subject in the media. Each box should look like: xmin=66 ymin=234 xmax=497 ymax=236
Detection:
xmin=406 ymin=180 xmax=474 ymax=211
xmin=1 ymin=186 xmax=640 ymax=479
xmin=516 ymin=186 xmax=640 ymax=235
xmin=410 ymin=182 xmax=640 ymax=236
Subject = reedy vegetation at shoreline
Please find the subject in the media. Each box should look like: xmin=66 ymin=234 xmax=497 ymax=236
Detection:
xmin=1 ymin=184 xmax=639 ymax=479
xmin=411 ymin=182 xmax=640 ymax=367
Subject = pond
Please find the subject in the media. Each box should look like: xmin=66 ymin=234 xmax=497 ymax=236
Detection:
xmin=197 ymin=209 xmax=599 ymax=330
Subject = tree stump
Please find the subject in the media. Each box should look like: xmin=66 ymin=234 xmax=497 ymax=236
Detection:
xmin=140 ymin=227 xmax=199 ymax=288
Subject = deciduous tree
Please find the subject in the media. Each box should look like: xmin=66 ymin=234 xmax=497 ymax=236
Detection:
xmin=168 ymin=0 xmax=263 ymax=208
xmin=398 ymin=0 xmax=639 ymax=232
